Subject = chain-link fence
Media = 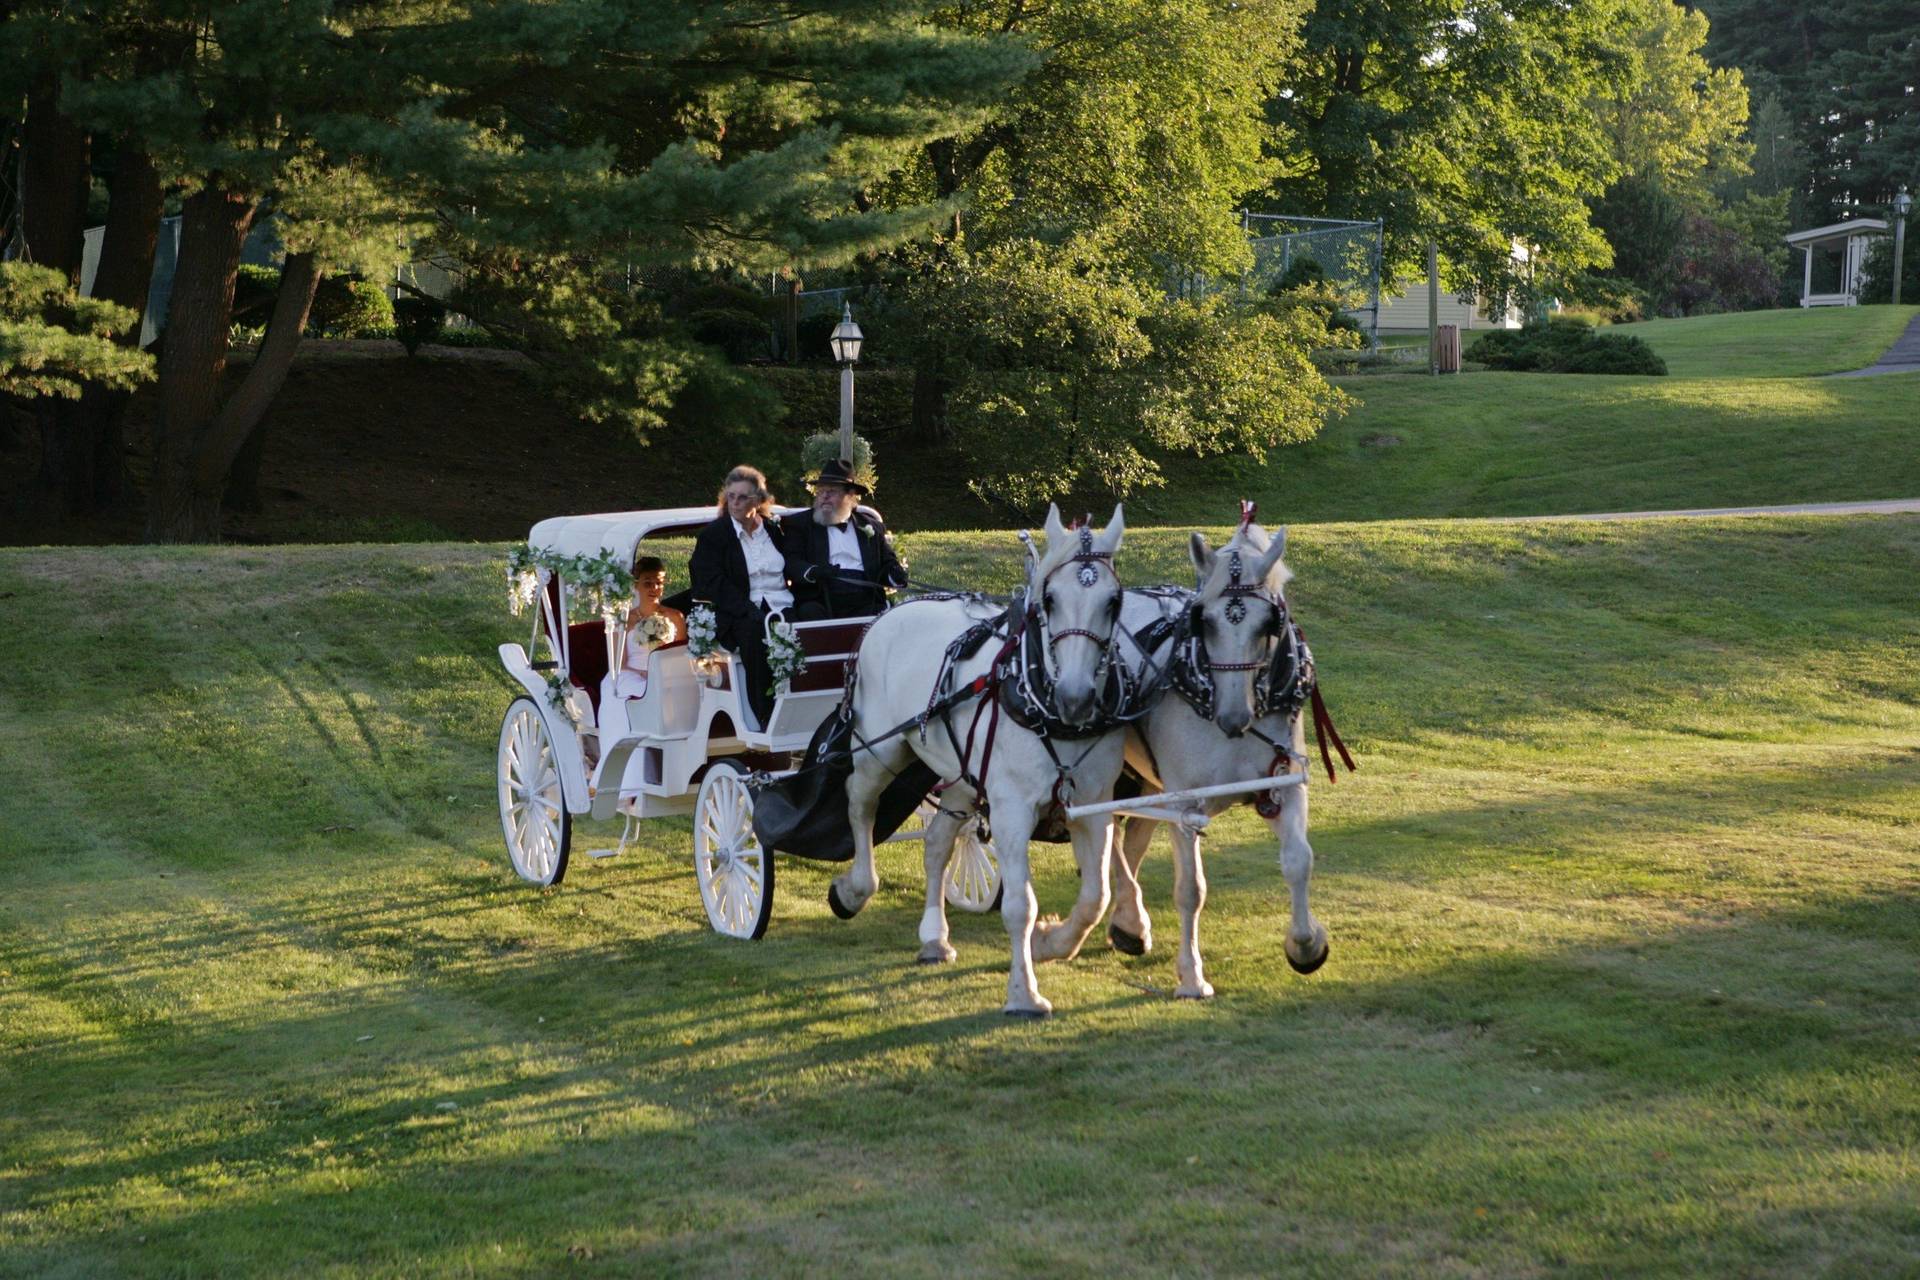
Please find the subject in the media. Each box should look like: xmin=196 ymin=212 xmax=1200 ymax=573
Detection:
xmin=1239 ymin=213 xmax=1383 ymax=343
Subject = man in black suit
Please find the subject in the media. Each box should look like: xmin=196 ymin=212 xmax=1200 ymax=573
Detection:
xmin=782 ymin=458 xmax=909 ymax=619
xmin=688 ymin=464 xmax=795 ymax=725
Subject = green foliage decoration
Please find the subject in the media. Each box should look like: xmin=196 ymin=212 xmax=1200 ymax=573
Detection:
xmin=505 ymin=544 xmax=636 ymax=625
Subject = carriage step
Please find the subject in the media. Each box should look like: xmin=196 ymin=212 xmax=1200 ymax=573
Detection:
xmin=582 ymin=847 xmax=623 ymax=860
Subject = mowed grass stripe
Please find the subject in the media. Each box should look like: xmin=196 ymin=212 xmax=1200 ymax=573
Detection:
xmin=2 ymin=520 xmax=1917 ymax=1276
xmin=1141 ymin=373 xmax=1920 ymax=528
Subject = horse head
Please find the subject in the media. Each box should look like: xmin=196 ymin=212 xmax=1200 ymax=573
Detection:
xmin=1030 ymin=503 xmax=1125 ymax=728
xmin=1188 ymin=521 xmax=1290 ymax=737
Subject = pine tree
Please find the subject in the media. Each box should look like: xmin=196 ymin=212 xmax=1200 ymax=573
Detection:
xmin=6 ymin=0 xmax=1028 ymax=540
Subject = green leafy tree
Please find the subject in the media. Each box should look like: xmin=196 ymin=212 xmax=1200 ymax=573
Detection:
xmin=865 ymin=0 xmax=1349 ymax=505
xmin=896 ymin=238 xmax=1349 ymax=506
xmin=1593 ymin=0 xmax=1751 ymax=197
xmin=1264 ymin=0 xmax=1639 ymax=309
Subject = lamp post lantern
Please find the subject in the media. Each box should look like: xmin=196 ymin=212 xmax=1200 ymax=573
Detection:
xmin=1893 ymin=186 xmax=1912 ymax=307
xmin=829 ymin=302 xmax=864 ymax=464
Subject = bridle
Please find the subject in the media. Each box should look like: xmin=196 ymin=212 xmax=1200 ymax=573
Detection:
xmin=1196 ymin=546 xmax=1283 ymax=675
xmin=1024 ymin=524 xmax=1122 ymax=689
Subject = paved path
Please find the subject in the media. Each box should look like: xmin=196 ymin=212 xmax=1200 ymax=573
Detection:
xmin=1826 ymin=312 xmax=1920 ymax=377
xmin=1495 ymin=499 xmax=1920 ymax=522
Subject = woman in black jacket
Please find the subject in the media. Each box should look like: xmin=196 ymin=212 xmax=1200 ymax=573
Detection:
xmin=687 ymin=465 xmax=797 ymax=725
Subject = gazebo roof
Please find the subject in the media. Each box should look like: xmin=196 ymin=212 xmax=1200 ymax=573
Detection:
xmin=1785 ymin=218 xmax=1889 ymax=248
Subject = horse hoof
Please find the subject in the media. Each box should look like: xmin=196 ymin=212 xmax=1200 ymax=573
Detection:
xmin=1287 ymin=939 xmax=1330 ymax=975
xmin=1108 ymin=924 xmax=1148 ymax=956
xmin=827 ymin=882 xmax=859 ymax=920
xmin=1003 ymin=1006 xmax=1051 ymax=1020
xmin=917 ymin=943 xmax=957 ymax=965
xmin=1176 ymin=983 xmax=1215 ymax=1001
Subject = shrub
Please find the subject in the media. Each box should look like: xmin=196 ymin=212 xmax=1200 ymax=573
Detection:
xmin=799 ymin=432 xmax=877 ymax=493
xmin=1468 ymin=319 xmax=1666 ymax=375
xmin=393 ymin=296 xmax=446 ymax=355
xmin=309 ymin=276 xmax=394 ymax=337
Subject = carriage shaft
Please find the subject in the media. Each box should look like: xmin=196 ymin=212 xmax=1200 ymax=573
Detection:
xmin=1063 ymin=771 xmax=1307 ymax=822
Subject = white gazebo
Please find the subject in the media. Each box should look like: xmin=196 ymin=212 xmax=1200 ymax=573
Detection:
xmin=1784 ymin=218 xmax=1887 ymax=307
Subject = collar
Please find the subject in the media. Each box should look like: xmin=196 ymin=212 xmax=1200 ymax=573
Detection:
xmin=731 ymin=516 xmax=765 ymax=539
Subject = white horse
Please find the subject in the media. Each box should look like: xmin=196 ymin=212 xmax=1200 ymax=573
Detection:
xmin=1104 ymin=522 xmax=1331 ymax=998
xmin=832 ymin=505 xmax=1132 ymax=1017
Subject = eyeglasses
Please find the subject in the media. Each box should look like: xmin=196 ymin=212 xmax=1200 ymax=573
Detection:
xmin=725 ymin=489 xmax=760 ymax=503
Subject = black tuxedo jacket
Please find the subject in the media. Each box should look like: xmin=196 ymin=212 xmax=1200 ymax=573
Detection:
xmin=782 ymin=507 xmax=908 ymax=618
xmin=688 ymin=514 xmax=792 ymax=643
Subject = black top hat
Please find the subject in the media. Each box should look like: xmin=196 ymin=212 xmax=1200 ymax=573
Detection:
xmin=805 ymin=457 xmax=871 ymax=496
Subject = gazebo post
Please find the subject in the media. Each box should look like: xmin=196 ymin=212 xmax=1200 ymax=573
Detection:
xmin=1802 ymin=245 xmax=1813 ymax=307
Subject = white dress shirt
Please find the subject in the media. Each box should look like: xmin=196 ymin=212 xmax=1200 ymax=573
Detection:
xmin=825 ymin=521 xmax=863 ymax=572
xmin=733 ymin=517 xmax=794 ymax=612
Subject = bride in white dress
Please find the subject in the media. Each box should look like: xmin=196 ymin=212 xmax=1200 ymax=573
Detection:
xmin=614 ymin=555 xmax=686 ymax=700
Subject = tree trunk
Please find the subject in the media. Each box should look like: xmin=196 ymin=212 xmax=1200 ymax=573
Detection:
xmin=20 ymin=81 xmax=89 ymax=281
xmin=23 ymin=82 xmax=96 ymax=515
xmin=147 ymin=188 xmax=258 ymax=543
xmin=212 ymin=252 xmax=320 ymax=516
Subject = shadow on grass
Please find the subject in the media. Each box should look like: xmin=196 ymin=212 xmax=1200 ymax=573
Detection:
xmin=6 ymin=864 xmax=1917 ymax=1275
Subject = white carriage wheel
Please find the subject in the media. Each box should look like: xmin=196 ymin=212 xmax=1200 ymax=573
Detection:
xmin=943 ymin=816 xmax=1002 ymax=914
xmin=498 ymin=697 xmax=571 ymax=887
xmin=693 ymin=760 xmax=774 ymax=940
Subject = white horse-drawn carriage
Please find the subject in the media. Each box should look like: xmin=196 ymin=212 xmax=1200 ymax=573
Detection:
xmin=497 ymin=501 xmax=1351 ymax=1016
xmin=494 ymin=506 xmax=999 ymax=939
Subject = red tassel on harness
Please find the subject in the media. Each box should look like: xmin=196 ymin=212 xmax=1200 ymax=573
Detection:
xmin=1310 ymin=685 xmax=1356 ymax=783
xmin=1238 ymin=499 xmax=1257 ymax=529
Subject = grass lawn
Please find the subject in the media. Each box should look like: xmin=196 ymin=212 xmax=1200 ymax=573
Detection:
xmin=1609 ymin=305 xmax=1920 ymax=378
xmin=3 ymin=519 xmax=1917 ymax=1276
xmin=1134 ymin=370 xmax=1920 ymax=527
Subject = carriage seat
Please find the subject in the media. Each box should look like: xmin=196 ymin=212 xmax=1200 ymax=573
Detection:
xmin=779 ymin=615 xmax=873 ymax=694
xmin=567 ymin=618 xmax=689 ymax=719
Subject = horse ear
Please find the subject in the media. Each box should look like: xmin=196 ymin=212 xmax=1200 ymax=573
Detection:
xmin=1255 ymin=526 xmax=1291 ymax=589
xmin=1042 ymin=503 xmax=1066 ymax=550
xmin=1188 ymin=531 xmax=1213 ymax=578
xmin=1096 ymin=504 xmax=1124 ymax=555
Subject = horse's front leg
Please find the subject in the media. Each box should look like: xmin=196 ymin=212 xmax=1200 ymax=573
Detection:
xmin=1273 ymin=782 xmax=1329 ymax=974
xmin=916 ymin=799 xmax=970 ymax=964
xmin=992 ymin=804 xmax=1049 ymax=1017
xmin=1032 ymin=815 xmax=1114 ymax=963
xmin=1107 ymin=815 xmax=1156 ymax=956
xmin=1168 ymin=821 xmax=1213 ymax=999
xmin=830 ymin=743 xmax=904 ymax=920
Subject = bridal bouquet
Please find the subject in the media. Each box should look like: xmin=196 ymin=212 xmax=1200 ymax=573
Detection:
xmin=633 ymin=612 xmax=678 ymax=648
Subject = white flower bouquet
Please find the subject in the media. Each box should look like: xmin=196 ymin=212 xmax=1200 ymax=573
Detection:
xmin=506 ymin=543 xmax=541 ymax=616
xmin=686 ymin=605 xmax=719 ymax=659
xmin=633 ymin=611 xmax=678 ymax=648
xmin=766 ymin=616 xmax=806 ymax=697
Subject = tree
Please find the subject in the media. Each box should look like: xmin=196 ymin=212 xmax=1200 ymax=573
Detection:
xmin=893 ymin=237 xmax=1349 ymax=506
xmin=10 ymin=0 xmax=1029 ymax=540
xmin=862 ymin=0 xmax=1350 ymax=505
xmin=1593 ymin=0 xmax=1751 ymax=197
xmin=1264 ymin=0 xmax=1639 ymax=309
xmin=1695 ymin=0 xmax=1918 ymax=218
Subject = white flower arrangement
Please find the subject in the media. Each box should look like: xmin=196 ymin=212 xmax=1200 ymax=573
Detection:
xmin=686 ymin=605 xmax=720 ymax=659
xmin=543 ymin=671 xmax=575 ymax=715
xmin=506 ymin=543 xmax=542 ymax=616
xmin=765 ymin=616 xmax=806 ymax=697
xmin=633 ymin=611 xmax=678 ymax=648
xmin=502 ymin=544 xmax=634 ymax=624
